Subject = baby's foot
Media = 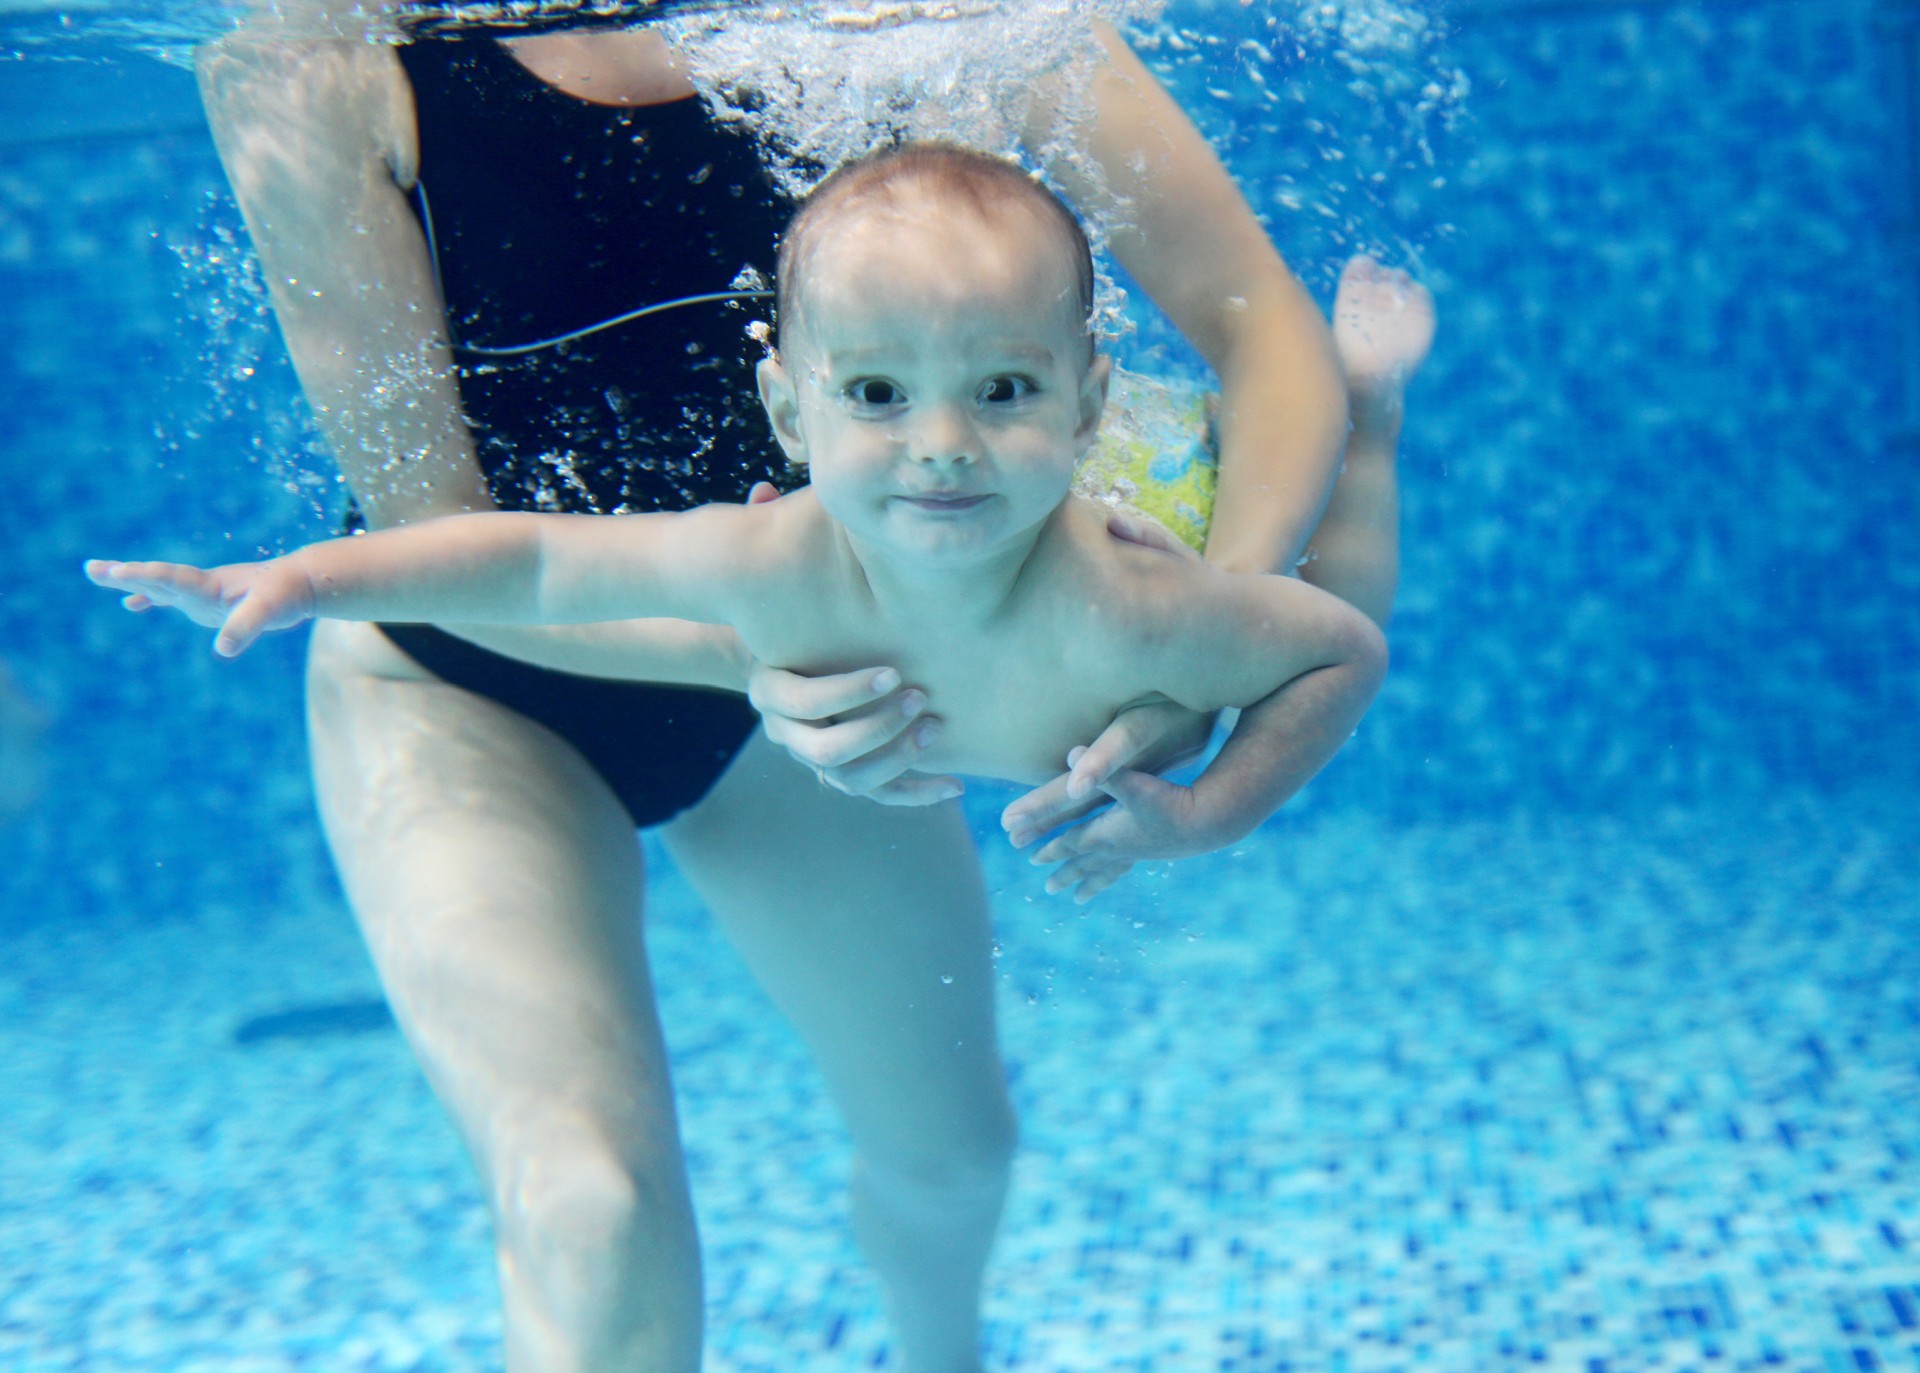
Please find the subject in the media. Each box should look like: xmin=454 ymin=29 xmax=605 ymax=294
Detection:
xmin=1333 ymin=255 xmax=1434 ymax=414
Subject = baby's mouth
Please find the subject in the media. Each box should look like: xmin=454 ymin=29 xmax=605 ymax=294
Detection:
xmin=899 ymin=491 xmax=991 ymax=511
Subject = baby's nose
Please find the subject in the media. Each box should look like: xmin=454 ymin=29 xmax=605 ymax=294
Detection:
xmin=910 ymin=405 xmax=978 ymax=465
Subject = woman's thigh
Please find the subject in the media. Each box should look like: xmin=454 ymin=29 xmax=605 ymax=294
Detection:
xmin=661 ymin=729 xmax=1014 ymax=1174
xmin=304 ymin=620 xmax=686 ymax=1192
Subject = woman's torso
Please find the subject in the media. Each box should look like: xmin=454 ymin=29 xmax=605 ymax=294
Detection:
xmin=397 ymin=30 xmax=796 ymax=515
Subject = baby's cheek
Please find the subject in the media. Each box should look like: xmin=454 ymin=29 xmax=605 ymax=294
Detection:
xmin=808 ymin=470 xmax=879 ymax=530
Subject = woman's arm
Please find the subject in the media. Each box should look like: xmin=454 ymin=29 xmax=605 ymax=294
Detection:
xmin=1028 ymin=20 xmax=1351 ymax=577
xmin=198 ymin=31 xmax=753 ymax=688
xmin=991 ymin=28 xmax=1358 ymax=856
xmin=198 ymin=35 xmax=487 ymax=528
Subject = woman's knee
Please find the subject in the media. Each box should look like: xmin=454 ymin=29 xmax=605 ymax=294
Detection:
xmin=864 ymin=1094 xmax=1020 ymax=1201
xmin=490 ymin=1120 xmax=697 ymax=1277
xmin=486 ymin=1122 xmax=703 ymax=1373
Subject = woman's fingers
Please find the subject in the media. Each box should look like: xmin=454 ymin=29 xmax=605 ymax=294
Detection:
xmin=806 ymin=716 xmax=961 ymax=802
xmin=1105 ymin=508 xmax=1203 ymax=562
xmin=760 ymin=686 xmax=926 ymax=769
xmin=746 ymin=659 xmax=961 ymax=801
xmin=747 ymin=660 xmax=906 ymax=725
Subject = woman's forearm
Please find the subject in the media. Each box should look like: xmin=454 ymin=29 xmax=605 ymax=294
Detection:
xmin=1205 ymin=293 xmax=1350 ymax=576
xmin=1030 ymin=21 xmax=1350 ymax=578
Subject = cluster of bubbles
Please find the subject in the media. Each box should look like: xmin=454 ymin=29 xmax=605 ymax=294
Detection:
xmin=1127 ymin=0 xmax=1468 ymax=299
xmin=168 ymin=193 xmax=341 ymax=527
xmin=649 ymin=0 xmax=1463 ymax=338
xmin=655 ymin=0 xmax=1162 ymax=200
xmin=656 ymin=0 xmax=1162 ymax=334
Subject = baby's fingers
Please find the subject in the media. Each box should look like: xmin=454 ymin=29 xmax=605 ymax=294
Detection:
xmin=1000 ymin=771 xmax=1104 ymax=848
xmin=1044 ymin=852 xmax=1135 ymax=904
xmin=1063 ymin=709 xmax=1161 ymax=798
xmin=1067 ymin=858 xmax=1136 ymax=905
xmin=1003 ymin=718 xmax=1161 ymax=842
xmin=212 ymin=596 xmax=276 ymax=657
xmin=86 ymin=559 xmax=224 ymax=626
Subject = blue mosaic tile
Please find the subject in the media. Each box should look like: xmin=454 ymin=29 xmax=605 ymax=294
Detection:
xmin=1 ymin=0 xmax=1917 ymax=1366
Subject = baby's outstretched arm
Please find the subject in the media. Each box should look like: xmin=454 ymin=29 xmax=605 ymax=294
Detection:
xmin=87 ymin=506 xmax=764 ymax=657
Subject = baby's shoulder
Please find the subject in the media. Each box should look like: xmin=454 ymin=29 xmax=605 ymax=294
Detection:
xmin=721 ymin=487 xmax=833 ymax=568
xmin=715 ymin=490 xmax=852 ymax=629
xmin=1053 ymin=496 xmax=1219 ymax=644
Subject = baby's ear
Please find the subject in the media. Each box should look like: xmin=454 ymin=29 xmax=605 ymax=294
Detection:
xmin=1075 ymin=353 xmax=1112 ymax=451
xmin=756 ymin=355 xmax=808 ymax=466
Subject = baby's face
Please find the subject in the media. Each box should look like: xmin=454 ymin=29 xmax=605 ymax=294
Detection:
xmin=759 ymin=196 xmax=1105 ymax=566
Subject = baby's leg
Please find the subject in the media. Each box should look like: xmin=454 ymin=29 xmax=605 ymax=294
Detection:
xmin=1299 ymin=255 xmax=1436 ymax=627
xmin=665 ymin=732 xmax=1015 ymax=1373
xmin=307 ymin=621 xmax=702 ymax=1373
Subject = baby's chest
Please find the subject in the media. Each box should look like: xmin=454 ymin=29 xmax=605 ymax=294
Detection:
xmin=867 ymin=618 xmax=1154 ymax=784
xmin=738 ymin=572 xmax=1159 ymax=785
xmin=904 ymin=650 xmax=1130 ymax=784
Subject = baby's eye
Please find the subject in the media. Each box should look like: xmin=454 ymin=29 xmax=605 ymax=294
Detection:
xmin=978 ymin=375 xmax=1037 ymax=405
xmin=844 ymin=378 xmax=905 ymax=410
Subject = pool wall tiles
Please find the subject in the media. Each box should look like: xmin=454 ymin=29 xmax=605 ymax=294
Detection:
xmin=2 ymin=0 xmax=1918 ymax=931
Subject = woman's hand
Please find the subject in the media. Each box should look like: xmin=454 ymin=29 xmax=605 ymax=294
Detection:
xmin=737 ymin=481 xmax=959 ymax=804
xmin=739 ymin=494 xmax=1207 ymax=812
xmin=746 ymin=658 xmax=962 ymax=805
xmin=997 ymin=508 xmax=1212 ymax=896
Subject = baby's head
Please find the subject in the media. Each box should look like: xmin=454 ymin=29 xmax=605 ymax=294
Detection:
xmin=759 ymin=142 xmax=1110 ymax=564
xmin=773 ymin=142 xmax=1095 ymax=360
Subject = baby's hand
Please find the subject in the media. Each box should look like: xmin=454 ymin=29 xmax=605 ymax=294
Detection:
xmin=1019 ymin=757 xmax=1224 ymax=905
xmin=1001 ymin=698 xmax=1211 ymax=847
xmin=84 ymin=557 xmax=316 ymax=657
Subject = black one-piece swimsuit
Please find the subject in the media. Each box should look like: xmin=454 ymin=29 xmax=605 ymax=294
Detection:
xmin=377 ymin=35 xmax=797 ymax=828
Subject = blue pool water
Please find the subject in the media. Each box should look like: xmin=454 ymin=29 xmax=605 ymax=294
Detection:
xmin=2 ymin=1 xmax=1917 ymax=1368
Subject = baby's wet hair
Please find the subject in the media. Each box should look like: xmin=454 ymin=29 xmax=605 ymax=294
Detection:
xmin=774 ymin=141 xmax=1095 ymax=350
